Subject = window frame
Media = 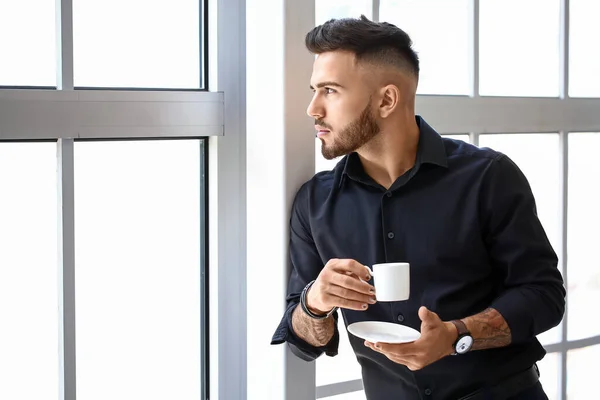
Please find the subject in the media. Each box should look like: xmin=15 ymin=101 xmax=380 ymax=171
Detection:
xmin=0 ymin=0 xmax=218 ymax=399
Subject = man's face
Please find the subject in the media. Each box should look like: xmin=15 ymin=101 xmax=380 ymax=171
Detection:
xmin=307 ymin=51 xmax=381 ymax=160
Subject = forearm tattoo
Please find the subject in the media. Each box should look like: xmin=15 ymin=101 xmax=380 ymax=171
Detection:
xmin=464 ymin=307 xmax=512 ymax=350
xmin=291 ymin=304 xmax=335 ymax=347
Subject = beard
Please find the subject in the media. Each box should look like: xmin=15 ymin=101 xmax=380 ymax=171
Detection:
xmin=318 ymin=101 xmax=380 ymax=160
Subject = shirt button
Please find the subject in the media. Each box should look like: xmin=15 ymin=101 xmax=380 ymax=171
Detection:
xmin=397 ymin=314 xmax=405 ymax=323
xmin=386 ymin=192 xmax=392 ymax=197
xmin=424 ymin=388 xmax=432 ymax=396
xmin=387 ymin=231 xmax=395 ymax=239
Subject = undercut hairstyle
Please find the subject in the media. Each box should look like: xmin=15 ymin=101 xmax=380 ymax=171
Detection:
xmin=305 ymin=15 xmax=420 ymax=79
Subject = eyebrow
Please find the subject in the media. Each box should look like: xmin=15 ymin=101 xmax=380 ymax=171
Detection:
xmin=309 ymin=81 xmax=345 ymax=90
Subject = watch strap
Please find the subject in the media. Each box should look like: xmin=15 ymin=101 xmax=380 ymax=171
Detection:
xmin=450 ymin=319 xmax=469 ymax=336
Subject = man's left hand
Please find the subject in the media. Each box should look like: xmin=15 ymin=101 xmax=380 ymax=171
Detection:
xmin=364 ymin=306 xmax=458 ymax=371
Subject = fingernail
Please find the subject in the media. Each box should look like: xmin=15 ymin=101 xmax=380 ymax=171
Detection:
xmin=368 ymin=297 xmax=376 ymax=304
xmin=366 ymin=275 xmax=371 ymax=281
xmin=375 ymin=343 xmax=380 ymax=349
xmin=369 ymin=288 xmax=376 ymax=294
xmin=362 ymin=304 xmax=368 ymax=309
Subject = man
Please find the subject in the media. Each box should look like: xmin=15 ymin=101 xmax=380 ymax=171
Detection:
xmin=271 ymin=16 xmax=565 ymax=400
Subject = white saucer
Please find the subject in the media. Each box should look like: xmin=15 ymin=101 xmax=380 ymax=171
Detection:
xmin=347 ymin=321 xmax=421 ymax=344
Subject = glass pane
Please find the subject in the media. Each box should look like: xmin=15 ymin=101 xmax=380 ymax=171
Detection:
xmin=567 ymin=133 xmax=600 ymax=341
xmin=74 ymin=140 xmax=202 ymax=400
xmin=479 ymin=0 xmax=560 ymax=97
xmin=537 ymin=352 xmax=559 ymax=400
xmin=73 ymin=0 xmax=201 ymax=88
xmin=316 ymin=0 xmax=372 ymax=25
xmin=0 ymin=142 xmax=59 ymax=400
xmin=0 ymin=0 xmax=56 ymax=86
xmin=326 ymin=390 xmax=367 ymax=400
xmin=317 ymin=319 xmax=362 ymax=387
xmin=569 ymin=0 xmax=600 ymax=97
xmin=567 ymin=345 xmax=600 ymax=399
xmin=380 ymin=0 xmax=471 ymax=95
xmin=479 ymin=134 xmax=562 ymax=345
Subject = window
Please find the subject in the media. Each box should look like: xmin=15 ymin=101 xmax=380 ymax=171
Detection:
xmin=479 ymin=0 xmax=560 ymax=97
xmin=316 ymin=0 xmax=372 ymax=25
xmin=73 ymin=0 xmax=205 ymax=88
xmin=567 ymin=133 xmax=600 ymax=342
xmin=569 ymin=0 xmax=600 ymax=97
xmin=1 ymin=0 xmax=215 ymax=397
xmin=567 ymin=345 xmax=600 ymax=398
xmin=537 ymin=352 xmax=559 ymax=400
xmin=0 ymin=0 xmax=56 ymax=87
xmin=0 ymin=142 xmax=59 ymax=400
xmin=74 ymin=140 xmax=204 ymax=400
xmin=380 ymin=0 xmax=471 ymax=96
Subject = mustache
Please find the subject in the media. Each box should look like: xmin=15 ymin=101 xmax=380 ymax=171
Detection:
xmin=314 ymin=119 xmax=333 ymax=130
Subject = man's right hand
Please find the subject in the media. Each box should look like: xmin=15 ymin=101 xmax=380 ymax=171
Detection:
xmin=306 ymin=258 xmax=377 ymax=313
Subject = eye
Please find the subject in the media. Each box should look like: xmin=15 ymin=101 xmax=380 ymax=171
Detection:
xmin=325 ymin=87 xmax=336 ymax=94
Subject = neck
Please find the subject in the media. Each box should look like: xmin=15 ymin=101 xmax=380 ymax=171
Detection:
xmin=357 ymin=113 xmax=420 ymax=190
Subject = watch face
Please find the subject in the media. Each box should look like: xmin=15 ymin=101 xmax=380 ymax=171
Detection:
xmin=456 ymin=336 xmax=474 ymax=354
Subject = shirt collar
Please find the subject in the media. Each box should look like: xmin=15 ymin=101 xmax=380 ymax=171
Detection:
xmin=339 ymin=115 xmax=448 ymax=187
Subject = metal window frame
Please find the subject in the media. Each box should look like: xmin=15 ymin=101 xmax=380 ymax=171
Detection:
xmin=1 ymin=0 xmax=216 ymax=399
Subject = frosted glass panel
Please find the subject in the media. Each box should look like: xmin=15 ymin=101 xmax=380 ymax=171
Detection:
xmin=567 ymin=133 xmax=600 ymax=341
xmin=0 ymin=142 xmax=59 ymax=400
xmin=74 ymin=140 xmax=202 ymax=400
xmin=381 ymin=0 xmax=471 ymax=95
xmin=0 ymin=0 xmax=56 ymax=86
xmin=317 ymin=319 xmax=363 ymax=387
xmin=316 ymin=0 xmax=372 ymax=25
xmin=480 ymin=0 xmax=560 ymax=97
xmin=567 ymin=345 xmax=600 ymax=399
xmin=569 ymin=0 xmax=600 ymax=97
xmin=73 ymin=0 xmax=201 ymax=88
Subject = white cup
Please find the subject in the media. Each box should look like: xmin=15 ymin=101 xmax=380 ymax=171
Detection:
xmin=369 ymin=262 xmax=410 ymax=302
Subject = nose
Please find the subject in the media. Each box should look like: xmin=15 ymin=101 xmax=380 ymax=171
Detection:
xmin=306 ymin=94 xmax=324 ymax=119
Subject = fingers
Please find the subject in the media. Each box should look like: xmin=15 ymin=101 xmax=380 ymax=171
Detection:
xmin=418 ymin=306 xmax=441 ymax=329
xmin=327 ymin=258 xmax=372 ymax=281
xmin=327 ymin=283 xmax=376 ymax=304
xmin=311 ymin=259 xmax=376 ymax=311
xmin=329 ymin=271 xmax=375 ymax=296
xmin=364 ymin=341 xmax=424 ymax=370
xmin=324 ymin=294 xmax=374 ymax=311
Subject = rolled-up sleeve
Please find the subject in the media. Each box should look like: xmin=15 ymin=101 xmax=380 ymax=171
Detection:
xmin=270 ymin=183 xmax=340 ymax=360
xmin=481 ymin=154 xmax=566 ymax=344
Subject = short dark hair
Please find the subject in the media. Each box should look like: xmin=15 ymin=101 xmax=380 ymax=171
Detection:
xmin=305 ymin=15 xmax=419 ymax=79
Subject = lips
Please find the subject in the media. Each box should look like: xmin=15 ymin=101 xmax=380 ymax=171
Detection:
xmin=315 ymin=125 xmax=331 ymax=137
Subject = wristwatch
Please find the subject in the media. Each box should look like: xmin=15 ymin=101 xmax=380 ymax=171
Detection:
xmin=450 ymin=319 xmax=473 ymax=355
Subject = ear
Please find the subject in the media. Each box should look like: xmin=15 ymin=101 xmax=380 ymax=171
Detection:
xmin=377 ymin=84 xmax=400 ymax=118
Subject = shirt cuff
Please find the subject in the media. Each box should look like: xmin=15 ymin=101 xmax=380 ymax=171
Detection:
xmin=490 ymin=289 xmax=534 ymax=344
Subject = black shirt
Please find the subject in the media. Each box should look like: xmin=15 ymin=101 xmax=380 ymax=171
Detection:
xmin=271 ymin=116 xmax=565 ymax=400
